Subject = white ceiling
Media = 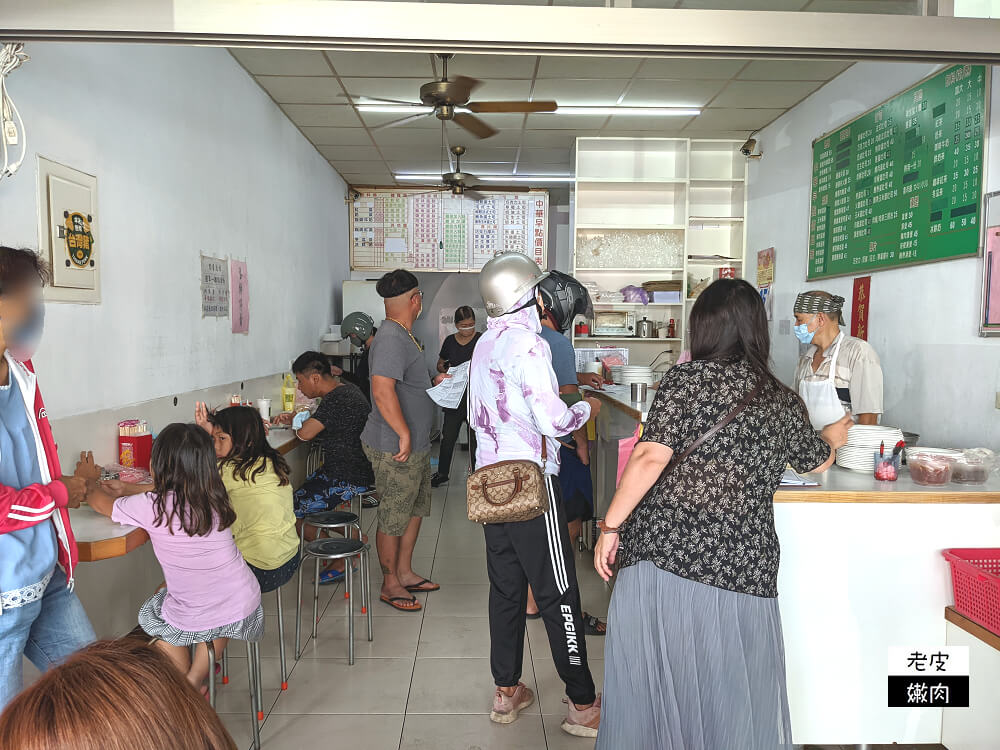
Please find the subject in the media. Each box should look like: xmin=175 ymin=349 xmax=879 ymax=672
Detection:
xmin=229 ymin=48 xmax=858 ymax=186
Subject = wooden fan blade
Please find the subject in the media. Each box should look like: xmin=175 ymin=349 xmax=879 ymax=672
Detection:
xmin=449 ymin=75 xmax=482 ymax=103
xmin=370 ymin=112 xmax=433 ymax=131
xmin=339 ymin=93 xmax=419 ymax=106
xmin=453 ymin=112 xmax=498 ymax=139
xmin=470 ymin=184 xmax=531 ymax=193
xmin=466 ymin=100 xmax=558 ymax=114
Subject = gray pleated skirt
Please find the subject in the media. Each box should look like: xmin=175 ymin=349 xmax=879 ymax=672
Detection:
xmin=596 ymin=561 xmax=793 ymax=750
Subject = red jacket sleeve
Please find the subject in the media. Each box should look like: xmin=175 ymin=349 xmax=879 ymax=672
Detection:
xmin=0 ymin=479 xmax=68 ymax=534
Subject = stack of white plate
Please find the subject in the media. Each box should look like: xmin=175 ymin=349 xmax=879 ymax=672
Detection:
xmin=836 ymin=424 xmax=905 ymax=473
xmin=610 ymin=365 xmax=654 ymax=386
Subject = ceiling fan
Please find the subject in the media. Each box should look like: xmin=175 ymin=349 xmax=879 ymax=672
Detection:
xmin=349 ymin=53 xmax=557 ymax=139
xmin=411 ymin=145 xmax=531 ymax=200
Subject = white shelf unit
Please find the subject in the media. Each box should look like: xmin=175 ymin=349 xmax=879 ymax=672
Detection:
xmin=572 ymin=138 xmax=749 ymax=368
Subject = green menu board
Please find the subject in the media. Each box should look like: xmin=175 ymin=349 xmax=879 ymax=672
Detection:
xmin=808 ymin=64 xmax=988 ymax=280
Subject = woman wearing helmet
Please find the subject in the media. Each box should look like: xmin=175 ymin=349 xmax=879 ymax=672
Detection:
xmin=469 ymin=252 xmax=603 ymax=738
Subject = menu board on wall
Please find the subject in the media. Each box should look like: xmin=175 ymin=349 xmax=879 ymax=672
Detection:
xmin=351 ymin=189 xmax=548 ymax=272
xmin=807 ymin=64 xmax=988 ymax=281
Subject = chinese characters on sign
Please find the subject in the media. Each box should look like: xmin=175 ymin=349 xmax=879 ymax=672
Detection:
xmin=350 ymin=190 xmax=548 ymax=271
xmin=851 ymin=276 xmax=872 ymax=340
xmin=200 ymin=255 xmax=230 ymax=318
xmin=887 ymin=646 xmax=969 ymax=708
xmin=231 ymin=260 xmax=249 ymax=334
xmin=808 ymin=65 xmax=985 ymax=280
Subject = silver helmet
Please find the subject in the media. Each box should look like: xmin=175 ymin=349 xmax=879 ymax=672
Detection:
xmin=341 ymin=311 xmax=375 ymax=348
xmin=479 ymin=252 xmax=550 ymax=317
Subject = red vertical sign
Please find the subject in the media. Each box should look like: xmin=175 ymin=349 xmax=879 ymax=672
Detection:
xmin=851 ymin=276 xmax=871 ymax=341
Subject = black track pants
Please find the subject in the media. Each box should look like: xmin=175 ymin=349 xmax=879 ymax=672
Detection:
xmin=483 ymin=474 xmax=597 ymax=706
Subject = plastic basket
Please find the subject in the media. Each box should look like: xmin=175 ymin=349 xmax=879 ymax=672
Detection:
xmin=941 ymin=548 xmax=1000 ymax=635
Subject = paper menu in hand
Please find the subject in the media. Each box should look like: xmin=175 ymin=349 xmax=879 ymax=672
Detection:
xmin=426 ymin=361 xmax=470 ymax=409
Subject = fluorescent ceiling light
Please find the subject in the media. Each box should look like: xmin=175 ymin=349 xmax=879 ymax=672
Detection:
xmin=355 ymin=104 xmax=434 ymax=114
xmin=354 ymin=104 xmax=699 ymax=117
xmin=478 ymin=175 xmax=574 ymax=183
xmin=551 ymin=106 xmax=700 ymax=116
xmin=394 ymin=173 xmax=574 ymax=183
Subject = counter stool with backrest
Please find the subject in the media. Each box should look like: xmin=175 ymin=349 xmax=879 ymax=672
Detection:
xmin=296 ymin=535 xmax=373 ymax=664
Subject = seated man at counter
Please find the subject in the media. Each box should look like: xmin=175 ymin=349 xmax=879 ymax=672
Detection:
xmin=793 ymin=290 xmax=883 ymax=430
xmin=279 ymin=351 xmax=375 ymax=583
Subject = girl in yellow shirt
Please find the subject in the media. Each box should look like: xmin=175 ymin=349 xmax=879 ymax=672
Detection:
xmin=196 ymin=405 xmax=300 ymax=592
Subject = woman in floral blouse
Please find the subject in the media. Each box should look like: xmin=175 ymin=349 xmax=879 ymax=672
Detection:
xmin=594 ymin=278 xmax=850 ymax=750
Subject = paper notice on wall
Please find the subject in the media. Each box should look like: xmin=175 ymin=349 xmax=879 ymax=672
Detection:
xmin=851 ymin=276 xmax=872 ymax=341
xmin=200 ymin=255 xmax=229 ymax=318
xmin=231 ymin=259 xmax=249 ymax=334
xmin=759 ymin=285 xmax=773 ymax=321
xmin=757 ymin=247 xmax=775 ymax=287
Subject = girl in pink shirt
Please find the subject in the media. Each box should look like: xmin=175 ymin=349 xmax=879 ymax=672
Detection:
xmin=85 ymin=423 xmax=262 ymax=692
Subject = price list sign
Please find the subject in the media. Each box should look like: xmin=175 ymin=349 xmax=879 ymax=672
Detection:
xmin=808 ymin=64 xmax=987 ymax=280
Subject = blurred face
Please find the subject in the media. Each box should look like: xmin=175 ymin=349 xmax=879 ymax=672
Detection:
xmin=410 ymin=288 xmax=424 ymax=318
xmin=0 ymin=282 xmax=43 ymax=354
xmin=211 ymin=426 xmax=232 ymax=459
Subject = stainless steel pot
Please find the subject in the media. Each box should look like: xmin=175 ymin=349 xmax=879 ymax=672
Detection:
xmin=635 ymin=317 xmax=655 ymax=338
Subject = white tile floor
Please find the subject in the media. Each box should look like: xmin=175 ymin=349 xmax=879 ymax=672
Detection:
xmin=218 ymin=476 xmax=611 ymax=750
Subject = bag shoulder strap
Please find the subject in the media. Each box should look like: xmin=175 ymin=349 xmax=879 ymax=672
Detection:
xmin=666 ymin=377 xmax=765 ymax=474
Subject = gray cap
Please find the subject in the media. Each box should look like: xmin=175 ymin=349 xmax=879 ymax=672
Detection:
xmin=479 ymin=252 xmax=550 ymax=317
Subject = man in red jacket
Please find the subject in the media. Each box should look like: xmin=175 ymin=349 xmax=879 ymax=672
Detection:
xmin=0 ymin=246 xmax=92 ymax=709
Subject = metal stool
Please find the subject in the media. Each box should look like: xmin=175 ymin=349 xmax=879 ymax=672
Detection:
xmin=296 ymin=537 xmax=373 ymax=664
xmin=354 ymin=489 xmax=379 ymax=520
xmin=294 ymin=510 xmax=365 ymax=659
xmin=221 ymin=586 xmax=290 ymax=693
xmin=203 ymin=640 xmax=262 ymax=750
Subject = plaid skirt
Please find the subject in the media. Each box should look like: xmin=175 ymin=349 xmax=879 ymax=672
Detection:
xmin=138 ymin=589 xmax=264 ymax=647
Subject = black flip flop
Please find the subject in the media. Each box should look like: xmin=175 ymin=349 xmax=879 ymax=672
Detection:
xmin=582 ymin=612 xmax=606 ymax=636
xmin=404 ymin=578 xmax=440 ymax=593
xmin=380 ymin=594 xmax=422 ymax=612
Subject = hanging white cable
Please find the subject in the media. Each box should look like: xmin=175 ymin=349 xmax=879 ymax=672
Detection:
xmin=1 ymin=42 xmax=29 ymax=181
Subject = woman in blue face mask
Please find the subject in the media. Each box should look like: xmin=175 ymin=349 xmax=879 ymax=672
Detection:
xmin=0 ymin=246 xmax=95 ymax=710
xmin=792 ymin=290 xmax=884 ymax=430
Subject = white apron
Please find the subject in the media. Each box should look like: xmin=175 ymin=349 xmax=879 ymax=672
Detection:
xmin=799 ymin=334 xmax=848 ymax=431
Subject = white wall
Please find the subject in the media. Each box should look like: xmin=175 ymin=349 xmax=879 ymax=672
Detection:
xmin=747 ymin=62 xmax=1000 ymax=448
xmin=0 ymin=43 xmax=349 ymax=420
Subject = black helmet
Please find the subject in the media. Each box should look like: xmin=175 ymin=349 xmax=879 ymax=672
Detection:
xmin=538 ymin=270 xmax=592 ymax=333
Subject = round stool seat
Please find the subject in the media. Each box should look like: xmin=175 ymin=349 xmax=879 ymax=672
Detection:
xmin=303 ymin=510 xmax=360 ymax=527
xmin=305 ymin=537 xmax=365 ymax=560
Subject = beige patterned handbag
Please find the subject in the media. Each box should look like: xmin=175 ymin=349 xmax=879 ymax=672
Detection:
xmin=467 ymin=440 xmax=549 ymax=524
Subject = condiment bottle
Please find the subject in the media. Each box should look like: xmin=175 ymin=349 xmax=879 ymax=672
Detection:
xmin=667 ymin=319 xmax=676 ymax=338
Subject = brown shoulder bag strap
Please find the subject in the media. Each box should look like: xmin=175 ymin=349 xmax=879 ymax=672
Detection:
xmin=664 ymin=377 xmax=765 ymax=475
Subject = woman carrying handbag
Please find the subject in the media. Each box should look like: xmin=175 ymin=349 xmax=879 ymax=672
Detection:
xmin=468 ymin=252 xmax=604 ymax=738
xmin=594 ymin=278 xmax=851 ymax=750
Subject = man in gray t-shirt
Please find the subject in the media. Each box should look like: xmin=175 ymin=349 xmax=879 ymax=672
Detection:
xmin=361 ymin=269 xmax=449 ymax=612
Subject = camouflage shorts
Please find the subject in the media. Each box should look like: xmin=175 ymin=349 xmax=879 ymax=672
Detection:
xmin=362 ymin=444 xmax=432 ymax=536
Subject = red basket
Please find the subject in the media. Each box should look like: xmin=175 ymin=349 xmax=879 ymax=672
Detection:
xmin=942 ymin=548 xmax=1000 ymax=636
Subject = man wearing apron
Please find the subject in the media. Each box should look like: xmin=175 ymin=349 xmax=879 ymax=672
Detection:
xmin=792 ymin=290 xmax=884 ymax=429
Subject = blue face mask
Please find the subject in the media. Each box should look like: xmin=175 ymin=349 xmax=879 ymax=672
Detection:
xmin=793 ymin=319 xmax=815 ymax=345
